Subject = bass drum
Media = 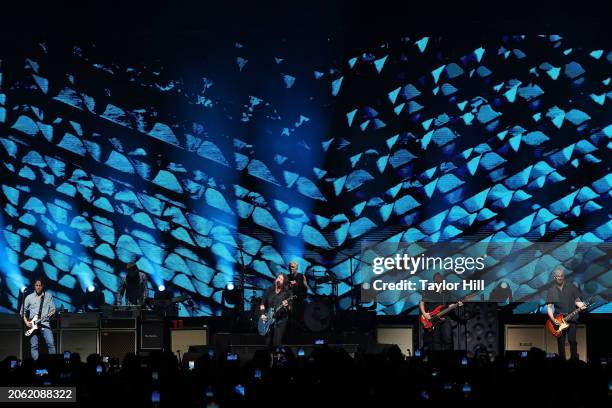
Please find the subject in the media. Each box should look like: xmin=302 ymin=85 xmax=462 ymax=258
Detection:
xmin=303 ymin=298 xmax=332 ymax=332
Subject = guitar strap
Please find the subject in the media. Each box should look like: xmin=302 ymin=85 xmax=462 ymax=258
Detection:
xmin=36 ymin=293 xmax=46 ymax=328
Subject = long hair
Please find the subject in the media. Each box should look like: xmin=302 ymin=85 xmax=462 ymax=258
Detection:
xmin=126 ymin=263 xmax=139 ymax=283
xmin=275 ymin=273 xmax=287 ymax=291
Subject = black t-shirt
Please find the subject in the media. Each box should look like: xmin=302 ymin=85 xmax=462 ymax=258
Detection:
xmin=546 ymin=283 xmax=582 ymax=321
xmin=261 ymin=287 xmax=291 ymax=321
xmin=420 ymin=289 xmax=461 ymax=320
xmin=288 ymin=273 xmax=307 ymax=300
xmin=421 ymin=289 xmax=457 ymax=309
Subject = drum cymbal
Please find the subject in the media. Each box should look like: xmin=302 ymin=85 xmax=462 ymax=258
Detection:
xmin=243 ymin=283 xmax=265 ymax=290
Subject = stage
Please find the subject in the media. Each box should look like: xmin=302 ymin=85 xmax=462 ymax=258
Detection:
xmin=0 ymin=1 xmax=611 ymax=406
xmin=2 ymin=308 xmax=611 ymax=366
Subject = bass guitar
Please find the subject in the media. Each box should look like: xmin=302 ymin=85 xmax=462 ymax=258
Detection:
xmin=257 ymin=295 xmax=297 ymax=336
xmin=545 ymin=299 xmax=592 ymax=338
xmin=420 ymin=293 xmax=477 ymax=331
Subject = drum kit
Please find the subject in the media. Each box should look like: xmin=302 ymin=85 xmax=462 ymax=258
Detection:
xmin=233 ymin=241 xmax=344 ymax=333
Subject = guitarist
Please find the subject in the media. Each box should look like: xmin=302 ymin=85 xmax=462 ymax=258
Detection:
xmin=20 ymin=277 xmax=56 ymax=360
xmin=259 ymin=273 xmax=291 ymax=347
xmin=419 ymin=273 xmax=462 ymax=351
xmin=546 ymin=266 xmax=587 ymax=360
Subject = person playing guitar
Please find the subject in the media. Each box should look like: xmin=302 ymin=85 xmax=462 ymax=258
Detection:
xmin=20 ymin=277 xmax=57 ymax=360
xmin=419 ymin=273 xmax=463 ymax=351
xmin=546 ymin=266 xmax=587 ymax=360
xmin=259 ymin=273 xmax=292 ymax=347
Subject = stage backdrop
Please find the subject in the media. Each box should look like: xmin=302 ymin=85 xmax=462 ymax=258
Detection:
xmin=0 ymin=31 xmax=610 ymax=316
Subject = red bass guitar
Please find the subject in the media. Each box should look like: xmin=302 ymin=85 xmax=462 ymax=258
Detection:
xmin=420 ymin=293 xmax=476 ymax=331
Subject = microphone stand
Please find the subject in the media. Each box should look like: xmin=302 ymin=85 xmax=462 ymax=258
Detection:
xmin=460 ymin=305 xmax=468 ymax=355
xmin=236 ymin=242 xmax=247 ymax=312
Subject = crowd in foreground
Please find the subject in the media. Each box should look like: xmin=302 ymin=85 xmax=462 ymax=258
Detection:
xmin=1 ymin=346 xmax=610 ymax=407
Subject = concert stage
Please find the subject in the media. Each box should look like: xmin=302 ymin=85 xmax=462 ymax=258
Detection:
xmin=2 ymin=310 xmax=611 ymax=365
xmin=1 ymin=0 xmax=611 ymax=406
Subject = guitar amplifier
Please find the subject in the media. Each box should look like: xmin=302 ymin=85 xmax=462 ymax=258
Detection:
xmin=61 ymin=313 xmax=99 ymax=329
xmin=505 ymin=325 xmax=546 ymax=351
xmin=0 ymin=315 xmax=22 ymax=360
xmin=140 ymin=320 xmax=164 ymax=350
xmin=141 ymin=310 xmax=163 ymax=321
xmin=0 ymin=314 xmax=22 ymax=329
xmin=100 ymin=330 xmax=136 ymax=361
xmin=0 ymin=329 xmax=22 ymax=361
xmin=376 ymin=325 xmax=414 ymax=356
xmin=60 ymin=329 xmax=99 ymax=357
xmin=101 ymin=318 xmax=136 ymax=329
xmin=170 ymin=328 xmax=208 ymax=359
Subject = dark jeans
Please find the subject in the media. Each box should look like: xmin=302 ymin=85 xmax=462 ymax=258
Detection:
xmin=425 ymin=320 xmax=454 ymax=351
xmin=267 ymin=318 xmax=288 ymax=347
xmin=288 ymin=301 xmax=305 ymax=334
xmin=557 ymin=323 xmax=578 ymax=360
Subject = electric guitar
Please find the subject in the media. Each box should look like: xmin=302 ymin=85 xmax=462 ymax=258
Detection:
xmin=257 ymin=295 xmax=297 ymax=336
xmin=545 ymin=299 xmax=592 ymax=338
xmin=25 ymin=311 xmax=55 ymax=337
xmin=420 ymin=293 xmax=477 ymax=331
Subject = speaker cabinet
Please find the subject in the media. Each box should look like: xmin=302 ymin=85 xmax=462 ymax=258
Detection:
xmin=100 ymin=330 xmax=136 ymax=361
xmin=60 ymin=313 xmax=99 ymax=329
xmin=505 ymin=325 xmax=546 ymax=351
xmin=101 ymin=318 xmax=136 ymax=329
xmin=0 ymin=329 xmax=22 ymax=360
xmin=461 ymin=303 xmax=499 ymax=357
xmin=376 ymin=325 xmax=413 ymax=356
xmin=140 ymin=320 xmax=164 ymax=350
xmin=60 ymin=329 xmax=99 ymax=357
xmin=171 ymin=328 xmax=208 ymax=359
xmin=0 ymin=314 xmax=22 ymax=329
